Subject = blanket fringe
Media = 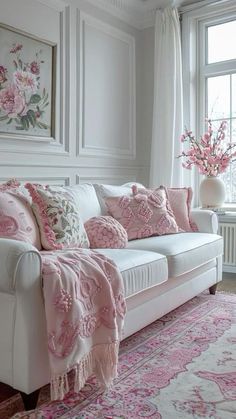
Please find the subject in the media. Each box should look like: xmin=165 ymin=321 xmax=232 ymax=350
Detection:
xmin=51 ymin=341 xmax=120 ymax=400
xmin=51 ymin=371 xmax=69 ymax=400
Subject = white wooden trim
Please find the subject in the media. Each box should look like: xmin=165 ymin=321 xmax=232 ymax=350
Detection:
xmin=84 ymin=0 xmax=156 ymax=29
xmin=182 ymin=3 xmax=236 ymax=206
xmin=77 ymin=11 xmax=136 ymax=160
xmin=76 ymin=173 xmax=137 ymax=185
xmin=0 ymin=176 xmax=70 ymax=186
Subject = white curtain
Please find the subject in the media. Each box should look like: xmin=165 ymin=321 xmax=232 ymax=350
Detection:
xmin=149 ymin=7 xmax=183 ymax=188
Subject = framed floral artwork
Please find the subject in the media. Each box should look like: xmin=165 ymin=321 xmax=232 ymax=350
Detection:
xmin=0 ymin=23 xmax=56 ymax=141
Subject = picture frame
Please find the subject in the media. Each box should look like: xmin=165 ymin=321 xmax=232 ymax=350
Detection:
xmin=0 ymin=23 xmax=56 ymax=142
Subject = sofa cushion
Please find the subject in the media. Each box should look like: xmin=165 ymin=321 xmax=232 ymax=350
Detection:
xmin=62 ymin=184 xmax=102 ymax=222
xmin=95 ymin=248 xmax=168 ymax=298
xmin=166 ymin=187 xmax=198 ymax=232
xmin=85 ymin=216 xmax=128 ymax=248
xmin=127 ymin=232 xmax=223 ymax=277
xmin=94 ymin=182 xmax=145 ymax=215
xmin=105 ymin=187 xmax=179 ymax=240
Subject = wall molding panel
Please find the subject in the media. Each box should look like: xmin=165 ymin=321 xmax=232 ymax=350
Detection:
xmin=59 ymin=4 xmax=71 ymax=153
xmin=0 ymin=176 xmax=70 ymax=186
xmin=76 ymin=173 xmax=137 ymax=185
xmin=0 ymin=163 xmax=143 ymax=187
xmin=77 ymin=11 xmax=136 ymax=160
xmin=0 ymin=0 xmax=146 ymax=189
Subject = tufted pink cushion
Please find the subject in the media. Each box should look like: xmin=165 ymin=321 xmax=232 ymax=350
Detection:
xmin=105 ymin=187 xmax=179 ymax=241
xmin=166 ymin=187 xmax=198 ymax=232
xmin=85 ymin=216 xmax=128 ymax=248
xmin=0 ymin=190 xmax=41 ymax=249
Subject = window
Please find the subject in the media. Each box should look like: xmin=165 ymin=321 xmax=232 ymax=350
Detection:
xmin=207 ymin=20 xmax=236 ymax=63
xmin=182 ymin=3 xmax=236 ymax=205
xmin=199 ymin=16 xmax=236 ymax=203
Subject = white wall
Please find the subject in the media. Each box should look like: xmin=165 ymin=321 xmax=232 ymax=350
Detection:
xmin=0 ymin=0 xmax=153 ymax=187
xmin=136 ymin=26 xmax=155 ymax=185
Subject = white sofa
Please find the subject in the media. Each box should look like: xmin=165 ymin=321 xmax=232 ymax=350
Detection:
xmin=0 ymin=183 xmax=223 ymax=409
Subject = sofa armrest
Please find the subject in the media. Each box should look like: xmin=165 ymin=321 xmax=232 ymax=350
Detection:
xmin=190 ymin=209 xmax=218 ymax=234
xmin=0 ymin=240 xmax=49 ymax=393
xmin=0 ymin=239 xmax=41 ymax=294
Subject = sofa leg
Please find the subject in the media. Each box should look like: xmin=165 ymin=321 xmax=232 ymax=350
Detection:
xmin=209 ymin=284 xmax=218 ymax=295
xmin=20 ymin=389 xmax=40 ymax=411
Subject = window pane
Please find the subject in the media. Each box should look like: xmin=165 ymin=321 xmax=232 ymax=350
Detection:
xmin=222 ymin=162 xmax=236 ymax=203
xmin=220 ymin=119 xmax=236 ymax=202
xmin=232 ymin=74 xmax=236 ymax=118
xmin=232 ymin=118 xmax=236 ymax=144
xmin=207 ymin=75 xmax=230 ymax=119
xmin=231 ymin=163 xmax=236 ymax=202
xmin=221 ymin=170 xmax=231 ymax=202
xmin=208 ymin=20 xmax=236 ymax=63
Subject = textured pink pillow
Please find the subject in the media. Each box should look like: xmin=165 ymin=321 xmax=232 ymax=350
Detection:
xmin=85 ymin=216 xmax=128 ymax=248
xmin=0 ymin=178 xmax=20 ymax=191
xmin=166 ymin=187 xmax=198 ymax=232
xmin=0 ymin=191 xmax=41 ymax=249
xmin=105 ymin=187 xmax=179 ymax=241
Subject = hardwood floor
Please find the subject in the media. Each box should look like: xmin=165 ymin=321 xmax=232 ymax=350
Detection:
xmin=218 ymin=272 xmax=236 ymax=294
xmin=0 ymin=382 xmax=18 ymax=403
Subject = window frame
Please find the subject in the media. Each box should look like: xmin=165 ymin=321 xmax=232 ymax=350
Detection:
xmin=182 ymin=0 xmax=236 ymax=208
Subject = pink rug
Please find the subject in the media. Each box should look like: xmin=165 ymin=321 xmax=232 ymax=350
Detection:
xmin=2 ymin=292 xmax=236 ymax=419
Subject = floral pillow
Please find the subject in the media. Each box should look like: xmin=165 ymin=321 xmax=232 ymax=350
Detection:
xmin=166 ymin=187 xmax=198 ymax=232
xmin=25 ymin=183 xmax=90 ymax=250
xmin=0 ymin=179 xmax=41 ymax=249
xmin=85 ymin=216 xmax=128 ymax=249
xmin=105 ymin=187 xmax=179 ymax=241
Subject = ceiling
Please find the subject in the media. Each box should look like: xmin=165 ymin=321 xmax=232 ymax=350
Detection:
xmin=86 ymin=0 xmax=213 ymax=28
xmin=139 ymin=0 xmax=204 ymax=5
xmin=136 ymin=0 xmax=207 ymax=8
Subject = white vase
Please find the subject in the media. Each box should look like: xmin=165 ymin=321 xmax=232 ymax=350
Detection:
xmin=199 ymin=176 xmax=226 ymax=208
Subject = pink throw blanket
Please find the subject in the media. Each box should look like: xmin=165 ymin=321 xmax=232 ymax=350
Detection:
xmin=41 ymin=249 xmax=126 ymax=400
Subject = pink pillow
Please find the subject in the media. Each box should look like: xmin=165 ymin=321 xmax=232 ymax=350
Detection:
xmin=25 ymin=183 xmax=90 ymax=250
xmin=85 ymin=216 xmax=128 ymax=248
xmin=0 ymin=178 xmax=20 ymax=191
xmin=105 ymin=187 xmax=179 ymax=241
xmin=166 ymin=187 xmax=198 ymax=232
xmin=0 ymin=191 xmax=41 ymax=249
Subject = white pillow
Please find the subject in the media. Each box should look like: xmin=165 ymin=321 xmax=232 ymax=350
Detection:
xmin=94 ymin=182 xmax=145 ymax=215
xmin=48 ymin=183 xmax=102 ymax=223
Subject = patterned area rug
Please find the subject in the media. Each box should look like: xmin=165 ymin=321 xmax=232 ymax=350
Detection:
xmin=2 ymin=292 xmax=236 ymax=419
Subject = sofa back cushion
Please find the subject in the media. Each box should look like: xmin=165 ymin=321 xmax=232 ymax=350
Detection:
xmin=62 ymin=183 xmax=102 ymax=222
xmin=25 ymin=183 xmax=90 ymax=250
xmin=85 ymin=216 xmax=128 ymax=248
xmin=0 ymin=189 xmax=41 ymax=249
xmin=105 ymin=187 xmax=179 ymax=240
xmin=166 ymin=187 xmax=198 ymax=232
xmin=94 ymin=182 xmax=145 ymax=215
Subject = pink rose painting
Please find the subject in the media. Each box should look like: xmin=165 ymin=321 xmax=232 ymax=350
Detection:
xmin=0 ymin=25 xmax=54 ymax=138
